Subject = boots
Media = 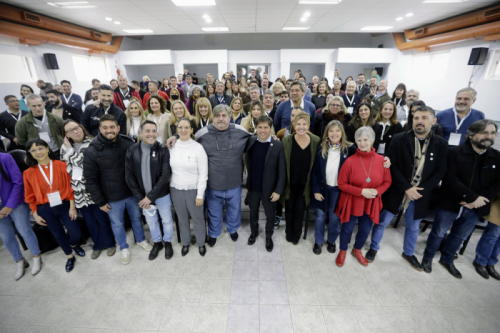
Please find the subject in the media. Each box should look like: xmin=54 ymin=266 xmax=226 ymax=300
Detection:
xmin=336 ymin=250 xmax=346 ymax=267
xmin=351 ymin=248 xmax=368 ymax=266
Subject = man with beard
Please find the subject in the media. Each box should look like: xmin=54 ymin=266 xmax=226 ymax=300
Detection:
xmin=45 ymin=89 xmax=81 ymax=123
xmin=85 ymin=88 xmax=99 ymax=108
xmin=436 ymin=87 xmax=485 ymax=146
xmin=423 ymin=119 xmax=500 ymax=279
xmin=0 ymin=95 xmax=28 ymax=150
xmin=274 ymin=82 xmax=316 ymax=131
xmin=82 ymin=85 xmax=126 ymax=136
xmin=84 ymin=79 xmax=100 ymax=104
xmin=355 ymin=74 xmax=370 ymax=99
xmin=113 ymin=75 xmax=142 ymax=111
xmin=366 ymin=106 xmax=448 ymax=269
xmin=36 ymin=80 xmax=53 ymax=101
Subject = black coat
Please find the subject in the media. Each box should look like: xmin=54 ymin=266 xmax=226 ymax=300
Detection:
xmin=46 ymin=102 xmax=81 ymax=124
xmin=313 ymin=113 xmax=352 ymax=140
xmin=355 ymin=84 xmax=371 ymax=99
xmin=0 ymin=110 xmax=29 ymax=150
xmin=382 ymin=130 xmax=448 ymax=219
xmin=245 ymin=136 xmax=286 ymax=198
xmin=345 ymin=123 xmax=382 ymax=150
xmin=125 ymin=141 xmax=171 ymax=205
xmin=379 ymin=123 xmax=404 ymax=154
xmin=82 ymin=102 xmax=127 ymax=137
xmin=311 ymin=95 xmax=327 ymax=110
xmin=83 ymin=133 xmax=135 ymax=206
xmin=438 ymin=140 xmax=500 ymax=217
xmin=209 ymin=94 xmax=233 ymax=110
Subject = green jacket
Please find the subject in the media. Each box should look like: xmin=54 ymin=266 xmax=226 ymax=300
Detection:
xmin=370 ymin=92 xmax=391 ymax=116
xmin=280 ymin=132 xmax=320 ymax=207
xmin=15 ymin=111 xmax=64 ymax=147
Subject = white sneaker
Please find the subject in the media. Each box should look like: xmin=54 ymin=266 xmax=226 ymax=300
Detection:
xmin=121 ymin=249 xmax=131 ymax=265
xmin=137 ymin=240 xmax=153 ymax=252
xmin=15 ymin=258 xmax=28 ymax=281
xmin=31 ymin=256 xmax=42 ymax=275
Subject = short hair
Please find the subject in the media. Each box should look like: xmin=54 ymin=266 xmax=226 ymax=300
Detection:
xmin=280 ymin=91 xmax=289 ymax=97
xmin=207 ymin=73 xmax=213 ymax=77
xmin=290 ymin=81 xmax=305 ymax=92
xmin=286 ymin=79 xmax=293 ymax=83
xmin=90 ymin=88 xmax=99 ymax=92
xmin=25 ymin=93 xmax=43 ymax=105
xmin=170 ymin=75 xmax=176 ymax=80
xmin=4 ymin=95 xmax=17 ymax=103
xmin=25 ymin=139 xmax=55 ymax=166
xmin=358 ymin=73 xmax=365 ymax=77
xmin=99 ymin=84 xmax=113 ymax=92
xmin=414 ymin=106 xmax=436 ymax=117
xmin=148 ymin=81 xmax=159 ymax=88
xmin=249 ymin=86 xmax=260 ymax=94
xmin=409 ymin=100 xmax=426 ymax=110
xmin=407 ymin=89 xmax=420 ymax=97
xmin=131 ymin=80 xmax=140 ymax=86
xmin=53 ymin=84 xmax=62 ymax=90
xmin=292 ymin=111 xmax=311 ymax=127
xmin=346 ymin=81 xmax=357 ymax=88
xmin=255 ymin=115 xmax=273 ymax=128
xmin=312 ymin=76 xmax=319 ymax=80
xmin=109 ymin=79 xmax=118 ymax=84
xmin=36 ymin=79 xmax=45 ymax=84
xmin=99 ymin=114 xmax=118 ymax=126
xmin=213 ymin=104 xmax=231 ymax=118
xmin=60 ymin=80 xmax=71 ymax=86
xmin=92 ymin=78 xmax=100 ymax=85
xmin=140 ymin=120 xmax=157 ymax=132
xmin=249 ymin=80 xmax=259 ymax=86
xmin=355 ymin=126 xmax=375 ymax=143
xmin=216 ymin=81 xmax=225 ymax=87
xmin=185 ymin=75 xmax=192 ymax=79
xmin=456 ymin=87 xmax=477 ymax=100
xmin=263 ymin=91 xmax=275 ymax=99
xmin=46 ymin=89 xmax=61 ymax=97
xmin=467 ymin=119 xmax=498 ymax=139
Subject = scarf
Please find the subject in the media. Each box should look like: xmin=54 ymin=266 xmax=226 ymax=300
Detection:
xmin=328 ymin=140 xmax=341 ymax=151
xmin=324 ymin=111 xmax=345 ymax=123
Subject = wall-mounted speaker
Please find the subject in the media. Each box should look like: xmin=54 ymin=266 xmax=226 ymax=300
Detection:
xmin=468 ymin=47 xmax=489 ymax=66
xmin=375 ymin=67 xmax=384 ymax=76
xmin=43 ymin=53 xmax=59 ymax=70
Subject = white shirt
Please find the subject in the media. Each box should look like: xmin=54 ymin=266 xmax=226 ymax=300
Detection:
xmin=290 ymin=99 xmax=304 ymax=109
xmin=326 ymin=149 xmax=341 ymax=187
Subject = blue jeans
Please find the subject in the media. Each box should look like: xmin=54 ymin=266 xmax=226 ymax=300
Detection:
xmin=107 ymin=196 xmax=146 ymax=250
xmin=0 ymin=202 xmax=40 ymax=262
xmin=206 ymin=186 xmax=242 ymax=238
xmin=423 ymin=207 xmax=479 ymax=264
xmin=475 ymin=222 xmax=500 ymax=266
xmin=339 ymin=213 xmax=373 ymax=251
xmin=79 ymin=204 xmax=116 ymax=251
xmin=142 ymin=194 xmax=173 ymax=243
xmin=371 ymin=201 xmax=422 ymax=255
xmin=314 ymin=185 xmax=341 ymax=245
xmin=37 ymin=201 xmax=82 ymax=256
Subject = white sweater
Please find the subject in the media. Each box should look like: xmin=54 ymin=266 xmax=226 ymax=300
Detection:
xmin=169 ymin=138 xmax=208 ymax=199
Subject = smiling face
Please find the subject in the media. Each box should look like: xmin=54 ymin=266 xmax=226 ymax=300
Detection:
xmin=173 ymin=103 xmax=185 ymax=120
xmin=208 ymin=85 xmax=215 ymax=94
xmin=356 ymin=135 xmax=373 ymax=152
xmin=395 ymin=88 xmax=404 ymax=98
xmin=470 ymin=124 xmax=497 ymax=149
xmin=99 ymin=120 xmax=120 ymax=141
xmin=381 ymin=104 xmax=394 ymax=121
xmin=46 ymin=93 xmax=60 ymax=107
xmin=263 ymin=94 xmax=273 ymax=108
xmin=232 ymin=82 xmax=239 ymax=93
xmin=29 ymin=143 xmax=49 ymax=162
xmin=358 ymin=105 xmax=371 ymax=121
xmin=328 ymin=125 xmax=342 ymax=144
xmin=199 ymin=105 xmax=209 ymax=117
xmin=251 ymin=105 xmax=262 ymax=119
xmin=232 ymin=99 xmax=241 ymax=111
xmin=91 ymin=90 xmax=99 ymax=100
xmin=346 ymin=82 xmax=356 ymax=95
xmin=5 ymin=96 xmax=20 ymax=111
xmin=99 ymin=89 xmax=114 ymax=108
xmin=378 ymin=80 xmax=387 ymax=92
xmin=118 ymin=76 xmax=128 ymax=89
xmin=149 ymin=98 xmax=161 ymax=113
xmin=406 ymin=91 xmax=418 ymax=104
xmin=141 ymin=123 xmax=157 ymax=145
xmin=369 ymin=77 xmax=378 ymax=87
xmin=357 ymin=74 xmax=365 ymax=85
xmin=328 ymin=100 xmax=342 ymax=114
xmin=110 ymin=81 xmax=118 ymax=90
xmin=318 ymin=83 xmax=326 ymax=95
xmin=455 ymin=90 xmax=475 ymax=112
xmin=129 ymin=103 xmax=140 ymax=117
xmin=256 ymin=121 xmax=271 ymax=142
xmin=294 ymin=118 xmax=309 ymax=136
xmin=62 ymin=82 xmax=72 ymax=95
xmin=177 ymin=119 xmax=193 ymax=141
xmin=216 ymin=83 xmax=225 ymax=94
xmin=413 ymin=110 xmax=436 ymax=136
xmin=64 ymin=122 xmax=84 ymax=143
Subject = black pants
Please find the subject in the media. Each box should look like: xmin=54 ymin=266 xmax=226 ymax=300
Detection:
xmin=248 ymin=190 xmax=275 ymax=238
xmin=52 ymin=150 xmax=61 ymax=160
xmin=275 ymin=201 xmax=283 ymax=217
xmin=285 ymin=184 xmax=306 ymax=243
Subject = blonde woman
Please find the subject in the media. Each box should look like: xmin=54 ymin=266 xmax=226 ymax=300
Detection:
xmin=164 ymin=100 xmax=195 ymax=140
xmin=241 ymin=101 xmax=275 ymax=135
xmin=194 ymin=97 xmax=213 ymax=133
xmin=146 ymin=95 xmax=170 ymax=144
xmin=272 ymin=82 xmax=285 ymax=107
xmin=125 ymin=98 xmax=146 ymax=142
xmin=141 ymin=75 xmax=151 ymax=92
xmin=230 ymin=97 xmax=245 ymax=125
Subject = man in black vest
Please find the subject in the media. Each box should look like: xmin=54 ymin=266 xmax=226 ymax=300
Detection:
xmin=0 ymin=95 xmax=28 ymax=150
xmin=423 ymin=119 xmax=500 ymax=279
xmin=368 ymin=106 xmax=448 ymax=270
xmin=245 ymin=115 xmax=286 ymax=252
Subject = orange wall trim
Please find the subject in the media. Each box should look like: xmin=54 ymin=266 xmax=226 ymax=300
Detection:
xmin=0 ymin=20 xmax=122 ymax=54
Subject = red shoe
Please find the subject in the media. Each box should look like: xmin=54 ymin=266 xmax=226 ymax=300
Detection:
xmin=351 ymin=248 xmax=368 ymax=266
xmin=336 ymin=250 xmax=346 ymax=267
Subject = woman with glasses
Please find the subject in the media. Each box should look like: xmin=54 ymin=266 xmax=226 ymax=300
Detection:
xmin=24 ymin=138 xmax=84 ymax=272
xmin=314 ymin=97 xmax=352 ymax=140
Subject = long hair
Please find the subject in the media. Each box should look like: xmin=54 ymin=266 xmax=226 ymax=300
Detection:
xmin=392 ymin=83 xmax=407 ymax=105
xmin=205 ymin=83 xmax=216 ymax=98
xmin=320 ymin=120 xmax=353 ymax=158
xmin=62 ymin=119 xmax=93 ymax=145
xmin=125 ymin=99 xmax=146 ymax=138
xmin=243 ymin=101 xmax=265 ymax=133
xmin=25 ymin=139 xmax=56 ymax=166
xmin=404 ymin=100 xmax=426 ymax=131
xmin=146 ymin=95 xmax=167 ymax=115
xmin=161 ymin=77 xmax=169 ymax=89
xmin=349 ymin=102 xmax=375 ymax=129
xmin=20 ymin=84 xmax=34 ymax=98
xmin=231 ymin=81 xmax=241 ymax=95
xmin=230 ymin=96 xmax=244 ymax=117
xmin=224 ymin=79 xmax=232 ymax=94
xmin=314 ymin=82 xmax=328 ymax=97
xmin=169 ymin=100 xmax=191 ymax=125
xmin=195 ymin=97 xmax=213 ymax=127
xmin=375 ymin=100 xmax=399 ymax=126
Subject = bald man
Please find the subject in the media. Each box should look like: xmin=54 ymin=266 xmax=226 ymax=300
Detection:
xmin=113 ymin=75 xmax=142 ymax=110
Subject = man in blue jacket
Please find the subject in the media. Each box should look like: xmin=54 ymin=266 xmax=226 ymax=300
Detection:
xmin=274 ymin=82 xmax=316 ymax=131
xmin=436 ymin=87 xmax=484 ymax=146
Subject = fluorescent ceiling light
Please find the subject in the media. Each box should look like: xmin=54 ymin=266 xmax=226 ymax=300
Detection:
xmin=396 ymin=17 xmax=403 ymax=21
xmin=123 ymin=29 xmax=153 ymax=33
xmin=172 ymin=0 xmax=215 ymax=6
xmin=202 ymin=27 xmax=228 ymax=32
xmin=360 ymin=26 xmax=393 ymax=31
xmin=202 ymin=14 xmax=209 ymax=19
xmin=282 ymin=27 xmax=310 ymax=31
xmin=423 ymin=0 xmax=466 ymax=3
xmin=114 ymin=21 xmax=121 ymax=25
xmin=406 ymin=13 xmax=413 ymax=17
xmin=299 ymin=0 xmax=342 ymax=4
xmin=47 ymin=1 xmax=96 ymax=8
xmin=105 ymin=17 xmax=112 ymax=21
xmin=304 ymin=12 xmax=311 ymax=17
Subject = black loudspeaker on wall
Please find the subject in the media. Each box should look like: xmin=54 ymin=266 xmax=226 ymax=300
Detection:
xmin=468 ymin=47 xmax=489 ymax=66
xmin=43 ymin=53 xmax=59 ymax=70
xmin=375 ymin=67 xmax=384 ymax=76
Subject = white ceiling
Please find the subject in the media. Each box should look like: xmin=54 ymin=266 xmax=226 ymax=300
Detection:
xmin=1 ymin=0 xmax=498 ymax=36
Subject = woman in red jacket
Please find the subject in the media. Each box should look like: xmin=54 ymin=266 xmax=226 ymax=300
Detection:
xmin=335 ymin=126 xmax=392 ymax=267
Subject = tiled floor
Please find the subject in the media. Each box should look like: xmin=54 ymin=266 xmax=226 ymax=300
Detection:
xmin=1 ymin=194 xmax=500 ymax=333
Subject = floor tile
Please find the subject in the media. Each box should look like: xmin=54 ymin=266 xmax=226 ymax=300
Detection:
xmin=258 ymin=261 xmax=285 ymax=281
xmin=290 ymin=305 xmax=328 ymax=332
xmin=321 ymin=305 xmax=362 ymax=333
xmin=259 ymin=305 xmax=293 ymax=333
xmin=159 ymin=302 xmax=198 ymax=332
xmin=192 ymin=303 xmax=228 ymax=332
xmin=126 ymin=300 xmax=169 ymax=331
xmin=200 ymin=279 xmax=232 ymax=303
xmin=259 ymin=281 xmax=289 ymax=305
xmin=230 ymin=280 xmax=259 ymax=304
xmin=226 ymin=304 xmax=259 ymax=333
xmin=94 ymin=300 xmax=139 ymax=330
xmin=232 ymin=261 xmax=259 ymax=281
xmin=171 ymin=279 xmax=204 ymax=303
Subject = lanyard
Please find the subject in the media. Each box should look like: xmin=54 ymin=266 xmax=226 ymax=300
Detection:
xmin=153 ymin=114 xmax=164 ymax=127
xmin=217 ymin=94 xmax=225 ymax=103
xmin=33 ymin=111 xmax=47 ymax=129
xmin=62 ymin=93 xmax=73 ymax=104
xmin=9 ymin=111 xmax=21 ymax=122
xmin=393 ymin=98 xmax=402 ymax=107
xmin=345 ymin=94 xmax=354 ymax=106
xmin=200 ymin=118 xmax=210 ymax=128
xmin=38 ymin=160 xmax=53 ymax=189
xmin=120 ymin=88 xmax=129 ymax=99
xmin=453 ymin=108 xmax=469 ymax=132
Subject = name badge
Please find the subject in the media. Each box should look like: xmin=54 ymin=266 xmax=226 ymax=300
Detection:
xmin=377 ymin=143 xmax=386 ymax=155
xmin=123 ymin=100 xmax=130 ymax=108
xmin=72 ymin=166 xmax=83 ymax=181
xmin=39 ymin=132 xmax=51 ymax=143
xmin=347 ymin=107 xmax=354 ymax=114
xmin=448 ymin=133 xmax=461 ymax=146
xmin=157 ymin=136 xmax=162 ymax=143
xmin=47 ymin=191 xmax=62 ymax=207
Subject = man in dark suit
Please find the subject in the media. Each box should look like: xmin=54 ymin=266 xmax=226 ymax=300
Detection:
xmin=0 ymin=95 xmax=29 ymax=150
xmin=354 ymin=74 xmax=371 ymax=99
xmin=209 ymin=82 xmax=232 ymax=110
xmin=245 ymin=115 xmax=286 ymax=252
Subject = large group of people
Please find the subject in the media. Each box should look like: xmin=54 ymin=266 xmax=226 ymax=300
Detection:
xmin=1 ymin=68 xmax=499 ymax=287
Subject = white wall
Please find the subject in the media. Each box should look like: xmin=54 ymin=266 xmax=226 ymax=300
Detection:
xmin=228 ymin=50 xmax=280 ymax=80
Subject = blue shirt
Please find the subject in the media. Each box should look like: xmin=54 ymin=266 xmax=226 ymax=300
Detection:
xmin=436 ymin=107 xmax=485 ymax=145
xmin=63 ymin=93 xmax=83 ymax=111
xmin=274 ymin=99 xmax=316 ymax=131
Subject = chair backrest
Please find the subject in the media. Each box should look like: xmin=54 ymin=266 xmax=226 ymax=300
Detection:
xmin=8 ymin=149 xmax=29 ymax=173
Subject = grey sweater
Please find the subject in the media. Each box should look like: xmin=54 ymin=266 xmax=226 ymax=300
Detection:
xmin=195 ymin=123 xmax=250 ymax=191
xmin=140 ymin=141 xmax=153 ymax=194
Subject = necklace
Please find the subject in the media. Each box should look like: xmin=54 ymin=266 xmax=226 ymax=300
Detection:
xmin=359 ymin=155 xmax=374 ymax=183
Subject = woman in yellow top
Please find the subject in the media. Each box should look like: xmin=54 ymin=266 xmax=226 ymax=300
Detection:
xmin=241 ymin=101 xmax=275 ymax=134
xmin=164 ymin=100 xmax=195 ymax=139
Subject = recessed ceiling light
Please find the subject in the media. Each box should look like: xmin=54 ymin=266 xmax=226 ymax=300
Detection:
xmin=47 ymin=1 xmax=96 ymax=8
xmin=202 ymin=14 xmax=209 ymax=19
xmin=205 ymin=18 xmax=212 ymax=23
xmin=172 ymin=0 xmax=215 ymax=6
xmin=406 ymin=13 xmax=413 ymax=17
xmin=114 ymin=21 xmax=121 ymax=25
xmin=300 ymin=17 xmax=307 ymax=22
xmin=360 ymin=26 xmax=393 ymax=31
xmin=396 ymin=17 xmax=403 ymax=21
xmin=282 ymin=27 xmax=311 ymax=31
xmin=423 ymin=0 xmax=466 ymax=3
xmin=299 ymin=0 xmax=342 ymax=4
xmin=105 ymin=17 xmax=112 ymax=21
xmin=304 ymin=12 xmax=311 ymax=17
xmin=202 ymin=27 xmax=228 ymax=32
xmin=123 ymin=29 xmax=153 ymax=33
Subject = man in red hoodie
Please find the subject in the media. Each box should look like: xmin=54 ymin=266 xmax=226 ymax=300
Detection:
xmin=113 ymin=75 xmax=142 ymax=111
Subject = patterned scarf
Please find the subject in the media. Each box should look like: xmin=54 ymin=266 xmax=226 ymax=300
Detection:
xmin=328 ymin=140 xmax=341 ymax=151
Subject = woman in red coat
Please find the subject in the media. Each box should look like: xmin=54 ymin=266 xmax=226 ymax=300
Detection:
xmin=335 ymin=126 xmax=392 ymax=267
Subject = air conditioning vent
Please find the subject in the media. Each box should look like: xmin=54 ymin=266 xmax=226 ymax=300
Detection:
xmin=93 ymin=32 xmax=103 ymax=39
xmin=484 ymin=6 xmax=500 ymax=19
xmin=23 ymin=12 xmax=41 ymax=24
xmin=414 ymin=28 xmax=425 ymax=36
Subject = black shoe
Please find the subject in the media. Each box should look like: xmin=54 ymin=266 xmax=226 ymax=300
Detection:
xmin=248 ymin=233 xmax=257 ymax=245
xmin=181 ymin=245 xmax=190 ymax=257
xmin=65 ymin=257 xmax=76 ymax=272
xmin=292 ymin=240 xmax=299 ymax=245
xmin=207 ymin=237 xmax=217 ymax=247
xmin=266 ymin=238 xmax=274 ymax=252
xmin=230 ymin=232 xmax=239 ymax=242
xmin=454 ymin=253 xmax=459 ymax=260
xmin=439 ymin=261 xmax=462 ymax=279
xmin=199 ymin=245 xmax=206 ymax=257
xmin=313 ymin=243 xmax=322 ymax=255
xmin=402 ymin=253 xmax=423 ymax=271
xmin=326 ymin=242 xmax=336 ymax=254
xmin=286 ymin=234 xmax=292 ymax=243
xmin=473 ymin=261 xmax=489 ymax=279
xmin=149 ymin=242 xmax=164 ymax=261
xmin=164 ymin=242 xmax=173 ymax=260
xmin=365 ymin=249 xmax=377 ymax=263
xmin=487 ymin=265 xmax=500 ymax=280
xmin=422 ymin=258 xmax=432 ymax=273
xmin=72 ymin=246 xmax=85 ymax=257
xmin=274 ymin=216 xmax=282 ymax=230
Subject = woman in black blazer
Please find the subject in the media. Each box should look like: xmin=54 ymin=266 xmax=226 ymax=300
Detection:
xmin=374 ymin=100 xmax=404 ymax=155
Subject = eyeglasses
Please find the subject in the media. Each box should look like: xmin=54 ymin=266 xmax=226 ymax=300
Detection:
xmin=29 ymin=146 xmax=46 ymax=154
xmin=330 ymin=104 xmax=342 ymax=108
xmin=215 ymin=134 xmax=232 ymax=151
xmin=65 ymin=126 xmax=81 ymax=134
